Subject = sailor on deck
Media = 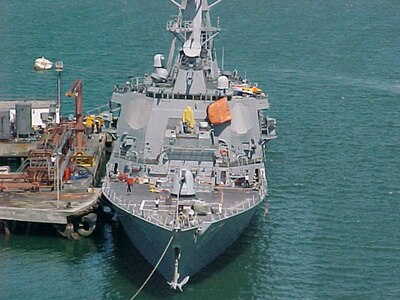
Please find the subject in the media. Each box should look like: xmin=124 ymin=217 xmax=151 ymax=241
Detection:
xmin=126 ymin=177 xmax=133 ymax=194
xmin=244 ymin=172 xmax=250 ymax=188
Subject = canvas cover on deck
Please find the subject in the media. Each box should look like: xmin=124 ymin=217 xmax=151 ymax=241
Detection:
xmin=207 ymin=97 xmax=232 ymax=125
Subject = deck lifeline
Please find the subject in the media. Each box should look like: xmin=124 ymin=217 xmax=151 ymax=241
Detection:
xmin=103 ymin=177 xmax=263 ymax=230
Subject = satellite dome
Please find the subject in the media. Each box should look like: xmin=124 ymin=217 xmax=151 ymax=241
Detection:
xmin=157 ymin=68 xmax=168 ymax=80
xmin=153 ymin=54 xmax=165 ymax=68
xmin=217 ymin=75 xmax=229 ymax=90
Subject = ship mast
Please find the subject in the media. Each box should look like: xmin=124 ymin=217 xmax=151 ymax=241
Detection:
xmin=166 ymin=0 xmax=222 ymax=94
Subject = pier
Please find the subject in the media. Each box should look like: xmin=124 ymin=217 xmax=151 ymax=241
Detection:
xmin=0 ymin=131 xmax=107 ymax=238
xmin=0 ymin=80 xmax=110 ymax=238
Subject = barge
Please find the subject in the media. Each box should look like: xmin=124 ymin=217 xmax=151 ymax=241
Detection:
xmin=0 ymin=79 xmax=107 ymax=238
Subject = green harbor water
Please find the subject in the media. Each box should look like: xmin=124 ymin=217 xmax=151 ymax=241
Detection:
xmin=1 ymin=0 xmax=399 ymax=299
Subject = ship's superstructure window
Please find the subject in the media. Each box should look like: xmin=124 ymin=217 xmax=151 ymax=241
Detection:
xmin=145 ymin=91 xmax=231 ymax=101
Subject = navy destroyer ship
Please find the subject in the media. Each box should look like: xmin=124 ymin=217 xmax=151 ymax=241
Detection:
xmin=102 ymin=0 xmax=276 ymax=290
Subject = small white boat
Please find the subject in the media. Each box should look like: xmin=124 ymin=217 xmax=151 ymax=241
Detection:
xmin=34 ymin=56 xmax=53 ymax=70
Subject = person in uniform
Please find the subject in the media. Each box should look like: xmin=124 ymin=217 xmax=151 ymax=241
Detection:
xmin=126 ymin=177 xmax=133 ymax=193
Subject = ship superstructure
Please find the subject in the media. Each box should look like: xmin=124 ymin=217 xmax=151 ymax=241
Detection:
xmin=102 ymin=0 xmax=276 ymax=290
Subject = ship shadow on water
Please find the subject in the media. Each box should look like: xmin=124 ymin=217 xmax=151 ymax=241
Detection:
xmin=102 ymin=221 xmax=178 ymax=298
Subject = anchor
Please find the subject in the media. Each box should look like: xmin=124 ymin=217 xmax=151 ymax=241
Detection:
xmin=167 ymin=248 xmax=190 ymax=291
xmin=168 ymin=274 xmax=190 ymax=292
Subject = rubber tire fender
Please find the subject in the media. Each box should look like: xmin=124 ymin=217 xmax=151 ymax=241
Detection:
xmin=77 ymin=213 xmax=97 ymax=237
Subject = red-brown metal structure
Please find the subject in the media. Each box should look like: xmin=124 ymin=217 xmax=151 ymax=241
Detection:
xmin=0 ymin=79 xmax=89 ymax=192
xmin=65 ymin=79 xmax=85 ymax=152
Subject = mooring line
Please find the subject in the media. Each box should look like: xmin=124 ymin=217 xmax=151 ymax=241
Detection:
xmin=130 ymin=235 xmax=174 ymax=300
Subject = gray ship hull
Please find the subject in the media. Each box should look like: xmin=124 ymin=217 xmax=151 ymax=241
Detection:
xmin=106 ymin=194 xmax=264 ymax=281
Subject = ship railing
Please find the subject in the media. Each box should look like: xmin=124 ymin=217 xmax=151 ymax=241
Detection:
xmin=138 ymin=200 xmax=199 ymax=229
xmin=103 ymin=184 xmax=121 ymax=205
xmin=102 ymin=183 xmax=129 ymax=206
xmin=226 ymin=196 xmax=257 ymax=213
xmin=218 ymin=157 xmax=263 ymax=168
xmin=260 ymin=116 xmax=277 ymax=141
xmin=166 ymin=19 xmax=220 ymax=35
xmin=112 ymin=77 xmax=148 ymax=94
xmin=140 ymin=207 xmax=173 ymax=227
xmin=110 ymin=152 xmax=158 ymax=164
xmin=86 ymin=104 xmax=111 ymax=116
xmin=102 ymin=184 xmax=146 ymax=218
xmin=195 ymin=182 xmax=213 ymax=193
xmin=213 ymin=196 xmax=259 ymax=220
xmin=166 ymin=19 xmax=193 ymax=33
xmin=102 ymin=183 xmax=260 ymax=227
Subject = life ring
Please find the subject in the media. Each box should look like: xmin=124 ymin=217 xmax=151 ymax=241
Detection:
xmin=77 ymin=213 xmax=97 ymax=237
xmin=73 ymin=150 xmax=84 ymax=156
xmin=220 ymin=149 xmax=229 ymax=157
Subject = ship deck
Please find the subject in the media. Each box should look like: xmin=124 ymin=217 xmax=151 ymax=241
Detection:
xmin=103 ymin=178 xmax=264 ymax=230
